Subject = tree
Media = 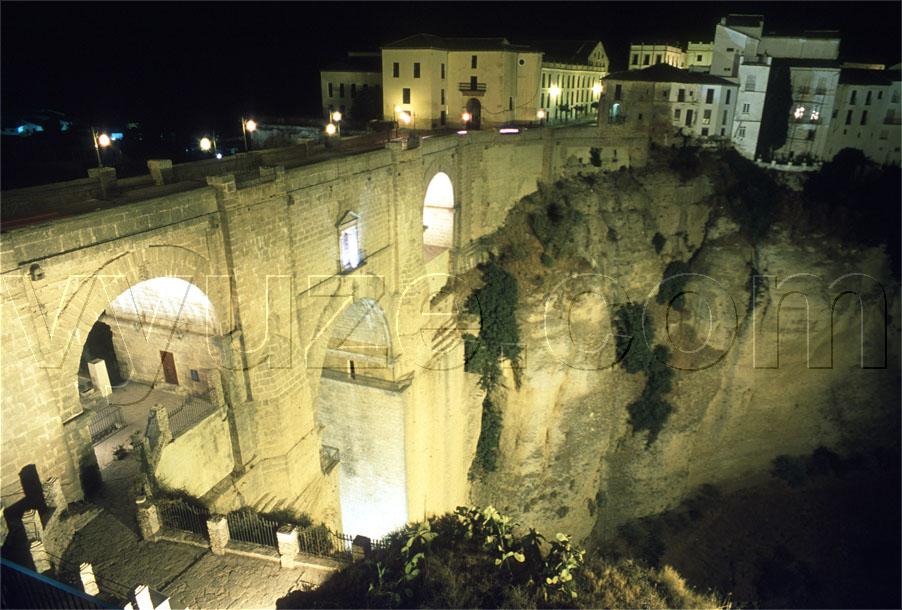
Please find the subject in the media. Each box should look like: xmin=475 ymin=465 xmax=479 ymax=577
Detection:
xmin=755 ymin=65 xmax=793 ymax=160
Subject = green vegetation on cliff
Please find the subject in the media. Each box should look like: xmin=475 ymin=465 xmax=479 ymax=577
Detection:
xmin=276 ymin=506 xmax=724 ymax=609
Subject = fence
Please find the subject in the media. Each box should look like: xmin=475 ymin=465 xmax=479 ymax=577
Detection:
xmin=226 ymin=508 xmax=279 ymax=548
xmin=297 ymin=526 xmax=355 ymax=563
xmin=157 ymin=499 xmax=210 ymax=539
xmin=88 ymin=405 xmax=124 ymax=443
xmin=168 ymin=394 xmax=217 ymax=438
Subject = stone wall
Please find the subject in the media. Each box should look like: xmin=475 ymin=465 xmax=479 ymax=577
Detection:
xmin=155 ymin=407 xmax=235 ymax=497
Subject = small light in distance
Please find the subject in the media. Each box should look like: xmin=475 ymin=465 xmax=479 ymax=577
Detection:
xmin=592 ymin=83 xmax=603 ymax=96
xmin=245 ymin=119 xmax=257 ymax=132
xmin=216 ymin=153 xmax=223 ymax=159
xmin=456 ymin=130 xmax=468 ymax=135
xmin=499 ymin=128 xmax=519 ymax=134
xmin=400 ymin=112 xmax=412 ymax=125
xmin=199 ymin=137 xmax=212 ymax=151
xmin=325 ymin=123 xmax=337 ymax=135
xmin=536 ymin=109 xmax=546 ymax=120
xmin=97 ymin=133 xmax=112 ymax=147
xmin=461 ymin=111 xmax=471 ymax=122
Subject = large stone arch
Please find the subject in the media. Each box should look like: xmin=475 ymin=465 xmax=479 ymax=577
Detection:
xmin=422 ymin=171 xmax=456 ymax=265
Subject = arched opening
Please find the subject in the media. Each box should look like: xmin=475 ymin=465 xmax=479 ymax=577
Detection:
xmin=314 ymin=298 xmax=407 ymax=540
xmin=422 ymin=172 xmax=455 ymax=264
xmin=466 ymin=98 xmax=482 ymax=129
xmin=77 ymin=276 xmax=223 ymax=499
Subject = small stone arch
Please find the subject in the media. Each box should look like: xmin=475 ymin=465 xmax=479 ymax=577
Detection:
xmin=422 ymin=171 xmax=455 ymax=260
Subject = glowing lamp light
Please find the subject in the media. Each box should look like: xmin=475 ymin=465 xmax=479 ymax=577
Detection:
xmin=810 ymin=109 xmax=820 ymax=121
xmin=793 ymin=106 xmax=806 ymax=119
xmin=592 ymin=83 xmax=603 ymax=96
xmin=215 ymin=153 xmax=223 ymax=159
xmin=325 ymin=123 xmax=337 ymax=135
xmin=536 ymin=109 xmax=546 ymax=120
xmin=400 ymin=112 xmax=412 ymax=125
xmin=245 ymin=119 xmax=257 ymax=132
xmin=456 ymin=130 xmax=468 ymax=135
xmin=549 ymin=84 xmax=561 ymax=98
xmin=461 ymin=111 xmax=472 ymax=123
xmin=199 ymin=137 xmax=213 ymax=151
xmin=499 ymin=128 xmax=519 ymax=134
xmin=394 ymin=105 xmax=402 ymax=114
xmin=97 ymin=133 xmax=112 ymax=147
xmin=331 ymin=111 xmax=342 ymax=122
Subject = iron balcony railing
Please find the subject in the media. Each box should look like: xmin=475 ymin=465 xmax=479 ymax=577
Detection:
xmin=458 ymin=82 xmax=487 ymax=94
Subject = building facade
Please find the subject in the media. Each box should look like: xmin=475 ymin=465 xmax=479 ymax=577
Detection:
xmin=380 ymin=34 xmax=542 ymax=130
xmin=825 ymin=67 xmax=902 ymax=166
xmin=686 ymin=42 xmax=714 ymax=72
xmin=628 ymin=43 xmax=686 ymax=70
xmin=530 ymin=40 xmax=609 ymax=125
xmin=320 ymin=52 xmax=383 ymax=121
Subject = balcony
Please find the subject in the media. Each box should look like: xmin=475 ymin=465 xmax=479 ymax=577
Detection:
xmin=458 ymin=82 xmax=486 ymax=96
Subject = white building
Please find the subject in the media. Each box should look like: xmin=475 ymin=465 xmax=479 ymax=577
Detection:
xmin=686 ymin=42 xmax=714 ymax=72
xmin=380 ymin=34 xmax=542 ymax=130
xmin=825 ymin=67 xmax=902 ymax=166
xmin=320 ymin=52 xmax=382 ymax=120
xmin=527 ymin=40 xmax=609 ymax=124
xmin=629 ymin=43 xmax=686 ymax=70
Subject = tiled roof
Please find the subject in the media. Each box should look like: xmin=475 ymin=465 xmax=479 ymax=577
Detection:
xmin=603 ymin=63 xmax=736 ymax=86
xmin=517 ymin=40 xmax=603 ymax=65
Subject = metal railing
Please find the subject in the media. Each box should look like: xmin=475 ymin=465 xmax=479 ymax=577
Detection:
xmin=88 ymin=405 xmax=124 ymax=443
xmin=320 ymin=446 xmax=340 ymax=475
xmin=458 ymin=82 xmax=487 ymax=93
xmin=226 ymin=508 xmax=279 ymax=548
xmin=297 ymin=526 xmax=355 ymax=563
xmin=157 ymin=499 xmax=210 ymax=539
xmin=168 ymin=394 xmax=217 ymax=438
xmin=1 ymin=558 xmax=116 ymax=609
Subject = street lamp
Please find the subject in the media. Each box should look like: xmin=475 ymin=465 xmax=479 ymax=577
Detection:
xmin=91 ymin=127 xmax=112 ymax=168
xmin=461 ymin=111 xmax=471 ymax=128
xmin=242 ymin=117 xmax=257 ymax=152
xmin=200 ymin=135 xmax=218 ymax=155
xmin=330 ymin=111 xmax=342 ymax=137
xmin=536 ymin=109 xmax=546 ymax=126
xmin=549 ymin=84 xmax=561 ymax=99
xmin=592 ymin=83 xmax=603 ymax=96
xmin=325 ymin=123 xmax=337 ymax=136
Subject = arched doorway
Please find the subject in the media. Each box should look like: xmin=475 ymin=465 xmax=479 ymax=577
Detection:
xmin=422 ymin=172 xmax=455 ymax=264
xmin=78 ymin=276 xmax=223 ymax=492
xmin=314 ymin=298 xmax=407 ymax=540
xmin=466 ymin=98 xmax=481 ymax=129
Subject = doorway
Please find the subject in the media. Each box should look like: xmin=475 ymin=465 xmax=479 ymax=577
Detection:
xmin=466 ymin=98 xmax=481 ymax=130
xmin=685 ymin=109 xmax=694 ymax=127
xmin=160 ymin=351 xmax=179 ymax=385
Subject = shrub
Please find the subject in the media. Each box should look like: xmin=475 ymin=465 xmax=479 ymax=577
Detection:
xmin=472 ymin=398 xmax=503 ymax=474
xmin=626 ymin=346 xmax=675 ymax=447
xmin=528 ymin=198 xmax=584 ymax=259
xmin=669 ymin=146 xmax=702 ymax=182
xmin=613 ymin=303 xmax=654 ymax=374
xmin=656 ymin=260 xmax=692 ymax=310
xmin=771 ymin=455 xmax=807 ymax=488
xmin=540 ymin=252 xmax=555 ymax=267
xmin=652 ymin=232 xmax=666 ymax=254
xmin=589 ymin=148 xmax=602 ymax=167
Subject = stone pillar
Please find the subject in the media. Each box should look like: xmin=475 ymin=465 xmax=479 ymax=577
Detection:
xmin=22 ymin=508 xmax=43 ymax=542
xmin=147 ymin=159 xmax=173 ymax=186
xmin=352 ymin=535 xmax=371 ymax=561
xmin=87 ymin=359 xmax=113 ymax=398
xmin=30 ymin=539 xmax=51 ymax=573
xmin=87 ymin=166 xmax=117 ymax=198
xmin=276 ymin=525 xmax=299 ymax=569
xmin=151 ymin=404 xmax=171 ymax=441
xmin=42 ymin=477 xmax=67 ymax=511
xmin=134 ymin=585 xmax=153 ymax=610
xmin=135 ymin=496 xmax=161 ymax=541
xmin=206 ymin=515 xmax=229 ymax=556
xmin=79 ymin=562 xmax=100 ymax=596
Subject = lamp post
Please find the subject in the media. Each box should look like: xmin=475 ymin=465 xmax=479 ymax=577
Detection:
xmin=91 ymin=127 xmax=112 ymax=168
xmin=242 ymin=117 xmax=257 ymax=152
xmin=461 ymin=111 xmax=471 ymax=129
xmin=330 ymin=111 xmax=342 ymax=138
xmin=199 ymin=135 xmax=218 ymax=156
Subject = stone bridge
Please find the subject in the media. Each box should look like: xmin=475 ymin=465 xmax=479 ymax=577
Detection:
xmin=0 ymin=127 xmax=602 ymax=538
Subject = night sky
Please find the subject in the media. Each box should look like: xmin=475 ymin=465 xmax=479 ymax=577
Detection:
xmin=2 ymin=1 xmax=900 ymax=131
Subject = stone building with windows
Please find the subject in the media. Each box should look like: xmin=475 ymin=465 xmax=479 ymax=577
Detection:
xmin=628 ymin=43 xmax=687 ymax=70
xmin=523 ymin=40 xmax=609 ymax=125
xmin=599 ymin=63 xmax=738 ymax=146
xmin=686 ymin=42 xmax=714 ymax=72
xmin=380 ymin=34 xmax=542 ymax=130
xmin=320 ymin=52 xmax=383 ymax=121
xmin=825 ymin=66 xmax=902 ymax=166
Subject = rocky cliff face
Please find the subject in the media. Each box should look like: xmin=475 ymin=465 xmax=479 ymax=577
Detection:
xmin=464 ymin=154 xmax=901 ymax=544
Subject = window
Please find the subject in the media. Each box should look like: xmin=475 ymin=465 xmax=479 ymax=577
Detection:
xmin=519 ymin=58 xmax=525 ymax=66
xmin=697 ymin=54 xmax=703 ymax=61
xmin=703 ymin=109 xmax=711 ymax=125
xmin=745 ymin=74 xmax=756 ymax=91
xmin=471 ymin=55 xmax=478 ymax=69
xmin=677 ymin=88 xmax=685 ymax=102
xmin=643 ymin=54 xmax=650 ymax=65
xmin=656 ymin=54 xmax=662 ymax=64
xmin=865 ymin=90 xmax=872 ymax=105
xmin=861 ymin=110 xmax=868 ymax=125
xmin=845 ymin=110 xmax=852 ymax=125
xmin=614 ymin=84 xmax=622 ymax=100
xmin=705 ymin=88 xmax=714 ymax=104
xmin=441 ymin=88 xmax=445 ymax=105
xmin=509 ymin=97 xmax=513 ymax=111
xmin=701 ymin=127 xmax=709 ymax=136
xmin=816 ymin=77 xmax=827 ymax=95
xmin=393 ymin=62 xmax=399 ymax=78
xmin=850 ymin=90 xmax=857 ymax=105
xmin=737 ymin=125 xmax=746 ymax=138
xmin=339 ymin=83 xmax=345 ymax=98
xmin=402 ymin=88 xmax=410 ymax=104
xmin=190 ymin=369 xmax=200 ymax=382
xmin=632 ymin=53 xmax=639 ymax=65
xmin=720 ymin=127 xmax=725 ymax=136
xmin=328 ymin=83 xmax=333 ymax=97
xmin=725 ymin=89 xmax=731 ymax=104
xmin=470 ymin=75 xmax=478 ymax=89
xmin=440 ymin=110 xmax=446 ymax=125
xmin=414 ymin=62 xmax=420 ymax=78
xmin=877 ymin=90 xmax=883 ymax=100
xmin=726 ymin=47 xmax=735 ymax=52
xmin=541 ymin=92 xmax=545 ymax=107
xmin=441 ymin=63 xmax=445 ymax=79
xmin=742 ymin=103 xmax=750 ymax=114
xmin=674 ymin=108 xmax=682 ymax=120
xmin=806 ymin=129 xmax=816 ymax=141
xmin=338 ymin=214 xmax=361 ymax=271
xmin=351 ymin=84 xmax=356 ymax=98
xmin=722 ymin=109 xmax=728 ymax=124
